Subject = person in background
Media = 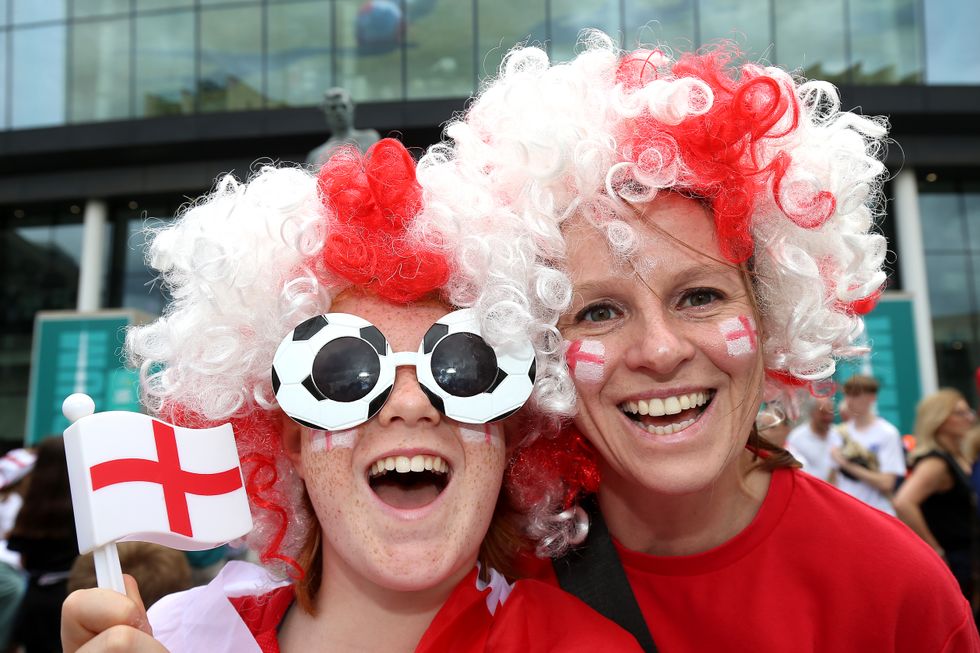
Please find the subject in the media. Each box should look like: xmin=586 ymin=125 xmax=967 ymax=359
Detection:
xmin=894 ymin=389 xmax=978 ymax=604
xmin=0 ymin=447 xmax=35 ymax=652
xmin=68 ymin=542 xmax=192 ymax=609
xmin=832 ymin=374 xmax=906 ymax=515
xmin=967 ymin=425 xmax=980 ymax=520
xmin=8 ymin=437 xmax=77 ymax=653
xmin=787 ymin=397 xmax=840 ymax=484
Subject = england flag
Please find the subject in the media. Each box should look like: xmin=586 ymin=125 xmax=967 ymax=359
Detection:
xmin=65 ymin=411 xmax=253 ymax=553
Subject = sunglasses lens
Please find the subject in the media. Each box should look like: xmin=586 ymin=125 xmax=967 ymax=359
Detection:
xmin=431 ymin=332 xmax=498 ymax=397
xmin=312 ymin=336 xmax=380 ymax=402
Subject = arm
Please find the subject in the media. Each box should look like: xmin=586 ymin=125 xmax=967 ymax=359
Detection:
xmin=893 ymin=457 xmax=951 ymax=556
xmin=831 ymin=447 xmax=899 ymax=494
xmin=61 ymin=575 xmax=169 ymax=653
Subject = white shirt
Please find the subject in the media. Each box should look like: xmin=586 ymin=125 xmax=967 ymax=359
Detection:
xmin=834 ymin=417 xmax=906 ymax=516
xmin=787 ymin=423 xmax=841 ymax=483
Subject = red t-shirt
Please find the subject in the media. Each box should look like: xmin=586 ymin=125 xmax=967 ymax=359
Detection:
xmin=532 ymin=468 xmax=980 ymax=652
xmin=230 ymin=567 xmax=643 ymax=653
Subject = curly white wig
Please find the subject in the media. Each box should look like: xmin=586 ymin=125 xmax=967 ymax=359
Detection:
xmin=432 ymin=31 xmax=890 ymax=555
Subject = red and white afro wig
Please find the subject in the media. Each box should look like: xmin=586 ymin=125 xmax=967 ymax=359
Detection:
xmin=431 ymin=31 xmax=890 ymax=554
xmin=125 ymin=138 xmax=572 ymax=576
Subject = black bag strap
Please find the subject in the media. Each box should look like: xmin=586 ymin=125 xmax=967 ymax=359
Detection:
xmin=552 ymin=495 xmax=658 ymax=653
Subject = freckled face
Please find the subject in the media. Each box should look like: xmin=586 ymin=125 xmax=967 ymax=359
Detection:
xmin=293 ymin=292 xmax=504 ymax=592
xmin=559 ymin=194 xmax=763 ymax=496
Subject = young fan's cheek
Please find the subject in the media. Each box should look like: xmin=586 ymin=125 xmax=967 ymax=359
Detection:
xmin=458 ymin=424 xmax=502 ymax=446
xmin=308 ymin=428 xmax=359 ymax=453
xmin=564 ymin=339 xmax=606 ymax=385
xmin=717 ymin=315 xmax=758 ymax=357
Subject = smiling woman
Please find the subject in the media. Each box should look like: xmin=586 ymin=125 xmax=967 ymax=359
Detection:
xmin=59 ymin=139 xmax=643 ymax=653
xmin=436 ymin=30 xmax=980 ymax=652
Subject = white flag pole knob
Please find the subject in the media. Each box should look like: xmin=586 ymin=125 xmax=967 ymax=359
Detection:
xmin=63 ymin=393 xmax=96 ymax=424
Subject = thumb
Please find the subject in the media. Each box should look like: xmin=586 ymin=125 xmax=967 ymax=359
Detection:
xmin=123 ymin=574 xmax=153 ymax=636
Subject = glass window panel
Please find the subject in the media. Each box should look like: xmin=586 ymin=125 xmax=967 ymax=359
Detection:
xmin=964 ymin=186 xmax=980 ymax=253
xmin=138 ymin=0 xmax=193 ymax=9
xmin=699 ymin=0 xmax=770 ymax=58
xmin=849 ymin=0 xmax=920 ymax=84
xmin=550 ymin=0 xmax=619 ymax=64
xmin=121 ymin=213 xmax=172 ymax=316
xmin=0 ymin=32 xmax=7 ymax=128
xmin=70 ymin=18 xmax=131 ymax=123
xmin=406 ymin=0 xmax=473 ymax=99
xmin=926 ymin=252 xmax=971 ymax=319
xmin=919 ymin=186 xmax=964 ymax=253
xmin=477 ymin=0 xmax=546 ymax=82
xmin=12 ymin=0 xmax=65 ymax=23
xmin=73 ymin=0 xmax=129 ymax=18
xmin=11 ymin=25 xmax=67 ymax=128
xmin=336 ymin=0 xmax=402 ymax=101
xmin=773 ymin=0 xmax=846 ymax=83
xmin=0 ymin=0 xmax=8 ymax=27
xmin=135 ymin=11 xmax=195 ymax=117
xmin=267 ymin=0 xmax=331 ymax=108
xmin=624 ymin=0 xmax=694 ymax=54
xmin=925 ymin=0 xmax=980 ymax=84
xmin=200 ymin=5 xmax=264 ymax=112
xmin=201 ymin=0 xmax=253 ymax=4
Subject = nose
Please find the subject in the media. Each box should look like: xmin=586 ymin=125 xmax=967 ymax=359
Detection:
xmin=375 ymin=365 xmax=442 ymax=427
xmin=622 ymin=304 xmax=696 ymax=376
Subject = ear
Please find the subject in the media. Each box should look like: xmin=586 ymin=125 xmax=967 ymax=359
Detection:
xmin=280 ymin=413 xmax=305 ymax=479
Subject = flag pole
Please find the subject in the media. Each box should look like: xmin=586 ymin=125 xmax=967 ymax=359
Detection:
xmin=63 ymin=393 xmax=126 ymax=594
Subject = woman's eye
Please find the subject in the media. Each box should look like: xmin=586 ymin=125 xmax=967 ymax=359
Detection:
xmin=578 ymin=304 xmax=621 ymax=323
xmin=682 ymin=289 xmax=721 ymax=308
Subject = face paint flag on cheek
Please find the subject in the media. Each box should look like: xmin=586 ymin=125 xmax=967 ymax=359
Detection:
xmin=564 ymin=339 xmax=606 ymax=384
xmin=459 ymin=424 xmax=500 ymax=445
xmin=310 ymin=428 xmax=359 ymax=453
xmin=720 ymin=315 xmax=758 ymax=356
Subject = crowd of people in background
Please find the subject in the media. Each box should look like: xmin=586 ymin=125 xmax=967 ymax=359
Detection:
xmin=781 ymin=374 xmax=980 ymax=612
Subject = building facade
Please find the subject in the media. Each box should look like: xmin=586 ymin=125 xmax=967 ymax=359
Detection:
xmin=2 ymin=0 xmax=979 ymax=442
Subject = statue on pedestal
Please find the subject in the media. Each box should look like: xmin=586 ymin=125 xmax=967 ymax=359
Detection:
xmin=306 ymin=88 xmax=381 ymax=167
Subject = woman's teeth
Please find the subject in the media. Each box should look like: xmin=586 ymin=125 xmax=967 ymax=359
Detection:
xmin=621 ymin=391 xmax=711 ymax=417
xmin=369 ymin=455 xmax=449 ymax=478
xmin=642 ymin=417 xmax=696 ymax=435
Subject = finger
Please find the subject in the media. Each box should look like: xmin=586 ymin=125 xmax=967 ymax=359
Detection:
xmin=76 ymin=623 xmax=169 ymax=653
xmin=123 ymin=574 xmax=153 ymax=635
xmin=62 ymin=587 xmax=149 ymax=653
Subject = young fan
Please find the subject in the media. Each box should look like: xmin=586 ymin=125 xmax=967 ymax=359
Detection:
xmin=60 ymin=139 xmax=641 ymax=653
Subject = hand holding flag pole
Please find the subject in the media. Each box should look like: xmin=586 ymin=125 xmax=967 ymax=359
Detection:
xmin=63 ymin=393 xmax=253 ymax=594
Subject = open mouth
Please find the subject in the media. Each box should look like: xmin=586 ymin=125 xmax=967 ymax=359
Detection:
xmin=619 ymin=390 xmax=715 ymax=435
xmin=368 ymin=455 xmax=450 ymax=510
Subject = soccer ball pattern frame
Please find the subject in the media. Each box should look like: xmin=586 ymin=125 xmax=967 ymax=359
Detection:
xmin=272 ymin=309 xmax=536 ymax=431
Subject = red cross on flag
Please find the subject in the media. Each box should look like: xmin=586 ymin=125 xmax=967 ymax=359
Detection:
xmin=65 ymin=405 xmax=253 ymax=554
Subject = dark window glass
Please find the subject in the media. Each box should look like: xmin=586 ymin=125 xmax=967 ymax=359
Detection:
xmin=200 ymin=5 xmax=265 ymax=112
xmin=135 ymin=11 xmax=195 ymax=117
xmin=118 ymin=206 xmax=175 ymax=317
xmin=406 ymin=0 xmax=474 ymax=99
xmin=919 ymin=185 xmax=963 ymax=253
xmin=11 ymin=24 xmax=67 ymax=128
xmin=267 ymin=0 xmax=332 ymax=108
xmin=0 ymin=32 xmax=7 ymax=128
xmin=335 ymin=0 xmax=402 ymax=101
xmin=70 ymin=18 xmax=132 ymax=123
xmin=477 ymin=0 xmax=546 ymax=82
xmin=773 ymin=0 xmax=847 ymax=83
